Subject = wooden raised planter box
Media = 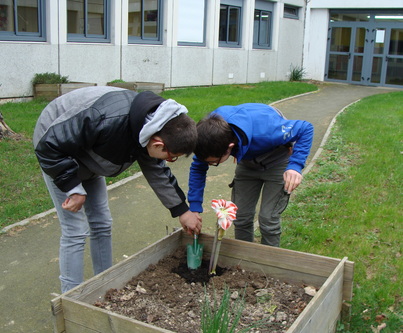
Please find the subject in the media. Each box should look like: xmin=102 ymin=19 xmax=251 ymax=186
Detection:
xmin=51 ymin=229 xmax=354 ymax=333
xmin=34 ymin=82 xmax=97 ymax=101
xmin=107 ymin=82 xmax=165 ymax=94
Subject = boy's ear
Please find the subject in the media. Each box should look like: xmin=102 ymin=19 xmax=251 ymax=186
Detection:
xmin=148 ymin=136 xmax=165 ymax=150
xmin=229 ymin=143 xmax=235 ymax=149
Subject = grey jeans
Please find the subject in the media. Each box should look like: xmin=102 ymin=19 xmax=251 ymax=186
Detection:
xmin=43 ymin=173 xmax=113 ymax=293
xmin=230 ymin=161 xmax=290 ymax=247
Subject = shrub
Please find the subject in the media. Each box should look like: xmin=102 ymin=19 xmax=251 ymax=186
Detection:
xmin=108 ymin=79 xmax=126 ymax=84
xmin=32 ymin=72 xmax=70 ymax=85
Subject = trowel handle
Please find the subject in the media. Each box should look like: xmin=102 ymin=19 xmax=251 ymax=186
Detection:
xmin=193 ymin=233 xmax=198 ymax=250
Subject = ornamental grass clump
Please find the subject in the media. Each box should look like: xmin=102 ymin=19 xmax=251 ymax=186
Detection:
xmin=201 ymin=285 xmax=245 ymax=333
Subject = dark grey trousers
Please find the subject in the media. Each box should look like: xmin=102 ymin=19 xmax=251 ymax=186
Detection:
xmin=231 ymin=161 xmax=290 ymax=247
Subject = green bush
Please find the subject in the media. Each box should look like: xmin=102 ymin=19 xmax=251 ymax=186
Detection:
xmin=108 ymin=79 xmax=126 ymax=84
xmin=32 ymin=72 xmax=70 ymax=85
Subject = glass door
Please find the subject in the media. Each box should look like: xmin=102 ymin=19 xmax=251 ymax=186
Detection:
xmin=326 ymin=11 xmax=403 ymax=88
xmin=385 ymin=28 xmax=403 ymax=86
xmin=326 ymin=26 xmax=368 ymax=83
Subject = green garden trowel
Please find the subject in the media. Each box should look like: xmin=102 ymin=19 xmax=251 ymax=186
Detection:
xmin=187 ymin=233 xmax=204 ymax=270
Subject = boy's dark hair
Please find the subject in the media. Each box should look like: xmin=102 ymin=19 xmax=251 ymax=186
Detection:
xmin=194 ymin=114 xmax=236 ymax=160
xmin=156 ymin=113 xmax=197 ymax=156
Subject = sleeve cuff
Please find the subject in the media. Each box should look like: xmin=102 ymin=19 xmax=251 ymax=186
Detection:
xmin=169 ymin=202 xmax=189 ymax=218
xmin=66 ymin=184 xmax=87 ymax=197
xmin=189 ymin=202 xmax=203 ymax=213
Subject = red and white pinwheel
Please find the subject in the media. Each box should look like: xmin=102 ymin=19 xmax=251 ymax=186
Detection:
xmin=209 ymin=199 xmax=238 ymax=275
xmin=211 ymin=199 xmax=238 ymax=230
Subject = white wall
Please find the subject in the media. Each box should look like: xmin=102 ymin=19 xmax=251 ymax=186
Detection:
xmin=303 ymin=9 xmax=329 ymax=80
xmin=0 ymin=0 xmax=307 ymax=99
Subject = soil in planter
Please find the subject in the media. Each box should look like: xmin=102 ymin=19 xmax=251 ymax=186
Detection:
xmin=94 ymin=247 xmax=314 ymax=333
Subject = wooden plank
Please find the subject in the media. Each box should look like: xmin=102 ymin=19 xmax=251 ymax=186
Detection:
xmin=288 ymin=257 xmax=347 ymax=333
xmin=63 ymin=298 xmax=173 ymax=333
xmin=135 ymin=82 xmax=164 ymax=93
xmin=60 ymin=83 xmax=96 ymax=95
xmin=107 ymin=82 xmax=137 ymax=91
xmin=50 ymin=295 xmax=66 ymax=333
xmin=64 ymin=229 xmax=182 ymax=304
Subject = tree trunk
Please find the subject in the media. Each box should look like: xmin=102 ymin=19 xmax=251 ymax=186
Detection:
xmin=0 ymin=112 xmax=18 ymax=140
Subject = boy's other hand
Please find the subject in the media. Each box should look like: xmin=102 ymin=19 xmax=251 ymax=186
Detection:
xmin=283 ymin=169 xmax=303 ymax=194
xmin=179 ymin=211 xmax=202 ymax=235
xmin=62 ymin=194 xmax=86 ymax=212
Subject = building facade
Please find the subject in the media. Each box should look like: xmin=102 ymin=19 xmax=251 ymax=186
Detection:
xmin=0 ymin=0 xmax=402 ymax=100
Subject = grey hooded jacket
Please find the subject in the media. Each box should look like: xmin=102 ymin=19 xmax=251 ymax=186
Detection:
xmin=33 ymin=86 xmax=189 ymax=217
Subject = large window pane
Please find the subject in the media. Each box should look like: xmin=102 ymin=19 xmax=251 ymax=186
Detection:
xmin=88 ymin=0 xmax=104 ymax=35
xmin=18 ymin=0 xmax=39 ymax=33
xmin=389 ymin=29 xmax=403 ymax=56
xmin=374 ymin=28 xmax=385 ymax=54
xmin=0 ymin=1 xmax=14 ymax=32
xmin=219 ymin=5 xmax=227 ymax=42
xmin=374 ymin=14 xmax=403 ymax=23
xmin=178 ymin=0 xmax=205 ymax=44
xmin=371 ymin=57 xmax=382 ymax=83
xmin=228 ymin=7 xmax=239 ymax=42
xmin=352 ymin=55 xmax=363 ymax=82
xmin=330 ymin=27 xmax=351 ymax=52
xmin=328 ymin=54 xmax=349 ymax=80
xmin=128 ymin=0 xmax=160 ymax=42
xmin=330 ymin=13 xmax=370 ymax=22
xmin=386 ymin=58 xmax=403 ymax=85
xmin=354 ymin=28 xmax=365 ymax=53
xmin=67 ymin=0 xmax=85 ymax=34
xmin=143 ymin=0 xmax=158 ymax=38
xmin=128 ymin=0 xmax=141 ymax=37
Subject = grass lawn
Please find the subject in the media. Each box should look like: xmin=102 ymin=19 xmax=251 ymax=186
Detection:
xmin=280 ymin=91 xmax=403 ymax=332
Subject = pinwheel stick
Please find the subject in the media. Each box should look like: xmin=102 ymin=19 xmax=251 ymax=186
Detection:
xmin=208 ymin=227 xmax=225 ymax=275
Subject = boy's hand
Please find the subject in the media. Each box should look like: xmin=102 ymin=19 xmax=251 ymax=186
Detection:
xmin=179 ymin=211 xmax=202 ymax=235
xmin=283 ymin=170 xmax=303 ymax=194
xmin=62 ymin=194 xmax=86 ymax=212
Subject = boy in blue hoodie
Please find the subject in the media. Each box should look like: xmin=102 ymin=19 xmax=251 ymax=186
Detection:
xmin=188 ymin=103 xmax=314 ymax=247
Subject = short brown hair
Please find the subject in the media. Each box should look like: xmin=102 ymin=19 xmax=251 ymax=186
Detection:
xmin=194 ymin=114 xmax=236 ymax=160
xmin=155 ymin=113 xmax=197 ymax=156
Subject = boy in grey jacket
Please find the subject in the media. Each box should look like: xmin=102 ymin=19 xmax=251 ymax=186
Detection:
xmin=33 ymin=86 xmax=201 ymax=292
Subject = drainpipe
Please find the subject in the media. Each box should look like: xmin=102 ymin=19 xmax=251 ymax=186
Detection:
xmin=57 ymin=1 xmax=61 ymax=75
xmin=301 ymin=0 xmax=310 ymax=70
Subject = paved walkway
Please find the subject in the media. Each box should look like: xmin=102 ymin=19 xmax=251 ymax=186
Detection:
xmin=0 ymin=83 xmax=399 ymax=333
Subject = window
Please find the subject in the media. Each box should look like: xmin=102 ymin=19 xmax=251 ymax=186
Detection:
xmin=253 ymin=9 xmax=271 ymax=48
xmin=219 ymin=4 xmax=242 ymax=47
xmin=177 ymin=0 xmax=206 ymax=46
xmin=0 ymin=0 xmax=46 ymax=41
xmin=284 ymin=5 xmax=299 ymax=20
xmin=253 ymin=1 xmax=273 ymax=49
xmin=128 ymin=0 xmax=162 ymax=44
xmin=67 ymin=0 xmax=110 ymax=42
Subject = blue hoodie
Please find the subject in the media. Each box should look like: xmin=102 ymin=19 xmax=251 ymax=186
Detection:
xmin=188 ymin=103 xmax=314 ymax=212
